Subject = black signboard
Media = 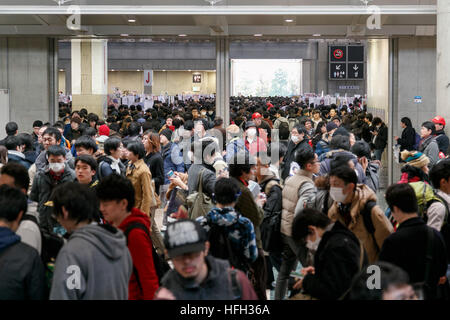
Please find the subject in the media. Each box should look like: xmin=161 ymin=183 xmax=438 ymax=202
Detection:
xmin=329 ymin=46 xmax=347 ymax=62
xmin=193 ymin=74 xmax=202 ymax=83
xmin=347 ymin=63 xmax=364 ymax=79
xmin=330 ymin=63 xmax=347 ymax=79
xmin=348 ymin=46 xmax=365 ymax=62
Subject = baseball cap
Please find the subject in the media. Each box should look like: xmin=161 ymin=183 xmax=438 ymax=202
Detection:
xmin=431 ymin=116 xmax=446 ymax=126
xmin=252 ymin=112 xmax=262 ymax=120
xmin=326 ymin=121 xmax=338 ymax=133
xmin=164 ymin=219 xmax=208 ymax=258
xmin=245 ymin=121 xmax=257 ymax=130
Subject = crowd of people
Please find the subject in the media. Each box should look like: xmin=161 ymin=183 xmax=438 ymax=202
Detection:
xmin=0 ymin=95 xmax=449 ymax=301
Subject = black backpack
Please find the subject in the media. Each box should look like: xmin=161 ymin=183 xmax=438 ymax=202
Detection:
xmin=206 ymin=220 xmax=251 ymax=274
xmin=260 ymin=180 xmax=283 ymax=253
xmin=124 ymin=223 xmax=171 ymax=287
xmin=279 ymin=121 xmax=290 ymax=140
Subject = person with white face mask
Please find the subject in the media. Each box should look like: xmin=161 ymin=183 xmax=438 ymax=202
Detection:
xmin=29 ymin=145 xmax=76 ymax=235
xmin=288 ymin=208 xmax=366 ymax=300
xmin=328 ymin=165 xmax=393 ymax=264
xmin=244 ymin=121 xmax=267 ymax=156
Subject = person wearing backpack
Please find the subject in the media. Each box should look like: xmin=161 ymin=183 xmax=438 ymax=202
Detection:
xmin=224 ymin=124 xmax=247 ymax=163
xmin=0 ymin=185 xmax=46 ymax=300
xmin=49 ymin=182 xmax=132 ymax=300
xmin=379 ymin=183 xmax=448 ymax=300
xmin=272 ymin=109 xmax=290 ymax=142
xmin=154 ymin=219 xmax=258 ymax=300
xmin=196 ymin=178 xmax=258 ymax=272
xmin=328 ymin=165 xmax=393 ymax=264
xmin=96 ymin=174 xmax=161 ymax=300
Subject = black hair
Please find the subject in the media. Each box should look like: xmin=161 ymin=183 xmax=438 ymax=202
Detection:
xmin=330 ymin=135 xmax=351 ymax=151
xmin=17 ymin=133 xmax=34 ymax=152
xmin=104 ymin=137 xmax=121 ymax=156
xmin=400 ymin=117 xmax=412 ymax=128
xmin=33 ymin=120 xmax=43 ymax=128
xmin=75 ymin=154 xmax=98 ymax=172
xmin=330 ymin=153 xmax=355 ymax=172
xmin=192 ymin=139 xmax=217 ymax=162
xmin=0 ymin=184 xmax=27 ymax=222
xmin=267 ymin=142 xmax=288 ymax=162
xmin=184 ymin=120 xmax=194 ymax=131
xmin=82 ymin=127 xmax=97 ymax=137
xmin=385 ymin=183 xmax=418 ymax=214
xmin=372 ymin=117 xmax=384 ymax=126
xmin=5 ymin=122 xmax=18 ymax=136
xmin=43 ymin=127 xmax=62 ymax=143
xmin=294 ymin=148 xmax=316 ymax=169
xmin=351 ymin=140 xmax=371 ymax=159
xmin=74 ymin=135 xmax=97 ymax=153
xmin=128 ymin=122 xmax=141 ymax=137
xmin=126 ymin=141 xmax=146 ymax=159
xmin=47 ymin=145 xmax=66 ymax=158
xmin=314 ymin=121 xmax=327 ymax=135
xmin=96 ymin=174 xmax=135 ymax=211
xmin=4 ymin=135 xmax=21 ymax=151
xmin=329 ymin=165 xmax=357 ymax=186
xmin=430 ymin=159 xmax=450 ymax=189
xmin=214 ymin=178 xmax=241 ymax=205
xmin=421 ymin=121 xmax=436 ymax=135
xmin=87 ymin=113 xmax=99 ymax=123
xmin=0 ymin=162 xmax=30 ymax=191
xmin=51 ymin=182 xmax=99 ymax=224
xmin=293 ymin=125 xmax=308 ymax=136
xmin=365 ymin=113 xmax=373 ymax=122
xmin=228 ymin=152 xmax=255 ymax=178
xmin=291 ymin=208 xmax=331 ymax=242
xmin=348 ymin=261 xmax=410 ymax=300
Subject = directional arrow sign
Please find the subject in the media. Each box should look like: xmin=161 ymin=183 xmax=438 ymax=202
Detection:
xmin=347 ymin=63 xmax=364 ymax=79
xmin=353 ymin=64 xmax=359 ymax=71
xmin=144 ymin=70 xmax=153 ymax=87
xmin=336 ymin=65 xmax=341 ymax=71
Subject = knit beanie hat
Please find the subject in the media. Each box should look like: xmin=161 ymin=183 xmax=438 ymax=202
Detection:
xmin=326 ymin=121 xmax=338 ymax=133
xmin=160 ymin=128 xmax=173 ymax=141
xmin=98 ymin=124 xmax=110 ymax=137
xmin=401 ymin=150 xmax=430 ymax=169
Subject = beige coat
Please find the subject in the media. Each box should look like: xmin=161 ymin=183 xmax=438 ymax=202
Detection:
xmin=126 ymin=159 xmax=155 ymax=216
xmin=328 ymin=184 xmax=394 ymax=263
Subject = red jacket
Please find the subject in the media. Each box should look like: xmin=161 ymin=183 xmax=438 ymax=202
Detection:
xmin=119 ymin=208 xmax=159 ymax=300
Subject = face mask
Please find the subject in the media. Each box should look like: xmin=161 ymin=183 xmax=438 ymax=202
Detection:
xmin=201 ymin=111 xmax=207 ymax=116
xmin=49 ymin=162 xmax=65 ymax=173
xmin=291 ymin=135 xmax=300 ymax=144
xmin=247 ymin=128 xmax=257 ymax=138
xmin=208 ymin=111 xmax=214 ymax=115
xmin=330 ymin=186 xmax=347 ymax=203
xmin=306 ymin=229 xmax=321 ymax=251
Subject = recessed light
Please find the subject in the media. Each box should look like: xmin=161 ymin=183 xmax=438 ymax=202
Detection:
xmin=313 ymin=34 xmax=321 ymax=37
xmin=178 ymin=34 xmax=187 ymax=37
xmin=254 ymin=34 xmax=263 ymax=37
xmin=111 ymin=69 xmax=115 ymax=71
xmin=162 ymin=70 xmax=166 ymax=72
xmin=188 ymin=70 xmax=192 ymax=72
xmin=120 ymin=34 xmax=129 ymax=37
xmin=137 ymin=69 xmax=140 ymax=71
xmin=128 ymin=19 xmax=136 ymax=23
xmin=285 ymin=19 xmax=294 ymax=23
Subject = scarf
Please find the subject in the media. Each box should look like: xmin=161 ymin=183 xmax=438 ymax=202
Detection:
xmin=108 ymin=156 xmax=121 ymax=175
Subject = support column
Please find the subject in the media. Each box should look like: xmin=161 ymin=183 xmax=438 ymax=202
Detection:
xmin=216 ymin=37 xmax=230 ymax=126
xmin=71 ymin=39 xmax=108 ymax=118
xmin=437 ymin=0 xmax=450 ymax=135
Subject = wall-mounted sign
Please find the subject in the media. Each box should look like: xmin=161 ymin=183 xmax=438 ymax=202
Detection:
xmin=338 ymin=85 xmax=360 ymax=90
xmin=347 ymin=63 xmax=364 ymax=79
xmin=329 ymin=45 xmax=365 ymax=80
xmin=330 ymin=46 xmax=347 ymax=62
xmin=144 ymin=70 xmax=153 ymax=87
xmin=193 ymin=74 xmax=202 ymax=83
xmin=414 ymin=96 xmax=423 ymax=103
xmin=330 ymin=63 xmax=346 ymax=79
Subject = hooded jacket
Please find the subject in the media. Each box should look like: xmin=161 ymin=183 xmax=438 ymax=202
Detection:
xmin=50 ymin=223 xmax=132 ymax=300
xmin=435 ymin=130 xmax=450 ymax=154
xmin=7 ymin=151 xmax=33 ymax=170
xmin=0 ymin=227 xmax=46 ymax=300
xmin=118 ymin=208 xmax=160 ymax=300
xmin=328 ymin=184 xmax=394 ymax=263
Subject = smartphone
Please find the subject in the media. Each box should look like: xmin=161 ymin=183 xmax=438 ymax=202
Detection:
xmin=290 ymin=271 xmax=304 ymax=279
xmin=167 ymin=170 xmax=174 ymax=178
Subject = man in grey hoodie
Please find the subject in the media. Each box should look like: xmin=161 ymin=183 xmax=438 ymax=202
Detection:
xmin=49 ymin=182 xmax=132 ymax=300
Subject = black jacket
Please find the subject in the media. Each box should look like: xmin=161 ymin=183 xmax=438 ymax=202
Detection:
xmin=362 ymin=123 xmax=374 ymax=144
xmin=281 ymin=138 xmax=312 ymax=181
xmin=260 ymin=176 xmax=282 ymax=216
xmin=302 ymin=221 xmax=366 ymax=300
xmin=0 ymin=227 xmax=46 ymax=300
xmin=397 ymin=126 xmax=416 ymax=151
xmin=379 ymin=217 xmax=448 ymax=299
xmin=144 ymin=151 xmax=164 ymax=195
xmin=372 ymin=124 xmax=388 ymax=150
xmin=435 ymin=130 xmax=450 ymax=154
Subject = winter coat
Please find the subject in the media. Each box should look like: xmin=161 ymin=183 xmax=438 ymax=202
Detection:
xmin=157 ymin=255 xmax=257 ymax=300
xmin=260 ymin=175 xmax=283 ymax=222
xmin=397 ymin=126 xmax=416 ymax=151
xmin=16 ymin=200 xmax=41 ymax=255
xmin=435 ymin=130 xmax=450 ymax=155
xmin=282 ymin=169 xmax=316 ymax=237
xmin=187 ymin=163 xmax=216 ymax=197
xmin=196 ymin=207 xmax=258 ymax=263
xmin=244 ymin=136 xmax=267 ymax=156
xmin=98 ymin=156 xmax=126 ymax=179
xmin=419 ymin=136 xmax=440 ymax=168
xmin=302 ymin=221 xmax=366 ymax=300
xmin=29 ymin=168 xmax=76 ymax=233
xmin=225 ymin=137 xmax=247 ymax=163
xmin=7 ymin=151 xmax=33 ymax=170
xmin=319 ymin=149 xmax=367 ymax=184
xmin=372 ymin=124 xmax=388 ymax=151
xmin=161 ymin=142 xmax=185 ymax=184
xmin=313 ymin=175 xmax=334 ymax=215
xmin=328 ymin=184 xmax=394 ymax=263
xmin=118 ymin=208 xmax=160 ymax=300
xmin=379 ymin=217 xmax=447 ymax=300
xmin=232 ymin=177 xmax=265 ymax=249
xmin=35 ymin=149 xmax=74 ymax=173
xmin=144 ymin=152 xmax=164 ymax=195
xmin=365 ymin=162 xmax=380 ymax=193
xmin=126 ymin=159 xmax=156 ymax=216
xmin=281 ymin=139 xmax=313 ymax=181
xmin=0 ymin=227 xmax=46 ymax=300
xmin=50 ymin=223 xmax=133 ymax=300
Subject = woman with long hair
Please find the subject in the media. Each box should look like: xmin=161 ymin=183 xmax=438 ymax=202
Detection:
xmin=395 ymin=117 xmax=417 ymax=152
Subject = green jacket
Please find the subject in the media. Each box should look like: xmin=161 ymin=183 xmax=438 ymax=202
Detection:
xmin=232 ymin=177 xmax=264 ymax=249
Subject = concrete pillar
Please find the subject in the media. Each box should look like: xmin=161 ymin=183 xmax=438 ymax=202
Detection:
xmin=71 ymin=39 xmax=108 ymax=118
xmin=216 ymin=37 xmax=230 ymax=126
xmin=437 ymin=0 xmax=450 ymax=134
